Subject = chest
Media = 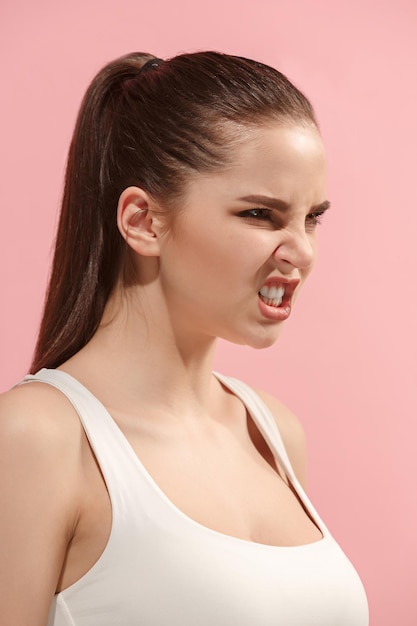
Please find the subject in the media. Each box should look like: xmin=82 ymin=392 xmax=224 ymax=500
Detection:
xmin=110 ymin=408 xmax=322 ymax=546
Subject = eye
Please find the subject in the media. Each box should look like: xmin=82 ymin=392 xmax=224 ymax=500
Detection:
xmin=306 ymin=210 xmax=325 ymax=230
xmin=238 ymin=208 xmax=273 ymax=221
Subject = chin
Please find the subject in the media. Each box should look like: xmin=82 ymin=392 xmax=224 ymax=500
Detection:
xmin=248 ymin=335 xmax=282 ymax=350
xmin=223 ymin=325 xmax=284 ymax=350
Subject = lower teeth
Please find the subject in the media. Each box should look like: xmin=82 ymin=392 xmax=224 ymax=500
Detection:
xmin=260 ymin=294 xmax=282 ymax=307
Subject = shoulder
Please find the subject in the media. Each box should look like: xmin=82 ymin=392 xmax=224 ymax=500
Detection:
xmin=0 ymin=381 xmax=85 ymax=619
xmin=0 ymin=380 xmax=86 ymax=496
xmin=253 ymin=387 xmax=308 ymax=489
xmin=0 ymin=379 xmax=84 ymax=450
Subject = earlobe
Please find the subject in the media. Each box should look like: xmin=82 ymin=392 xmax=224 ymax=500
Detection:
xmin=117 ymin=186 xmax=161 ymax=257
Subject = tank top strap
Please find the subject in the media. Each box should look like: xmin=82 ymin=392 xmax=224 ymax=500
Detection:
xmin=214 ymin=373 xmax=296 ymax=479
xmin=20 ymin=368 xmax=142 ymax=509
xmin=213 ymin=373 xmax=330 ymax=536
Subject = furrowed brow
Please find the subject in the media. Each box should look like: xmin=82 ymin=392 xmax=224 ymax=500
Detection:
xmin=310 ymin=200 xmax=331 ymax=213
xmin=238 ymin=195 xmax=331 ymax=213
xmin=238 ymin=195 xmax=290 ymax=210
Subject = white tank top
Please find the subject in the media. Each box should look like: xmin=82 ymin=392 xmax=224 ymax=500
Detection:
xmin=22 ymin=368 xmax=369 ymax=626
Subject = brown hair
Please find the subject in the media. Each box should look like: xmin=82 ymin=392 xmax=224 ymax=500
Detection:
xmin=31 ymin=51 xmax=317 ymax=373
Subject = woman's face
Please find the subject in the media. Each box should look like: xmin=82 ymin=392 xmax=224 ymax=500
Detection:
xmin=156 ymin=122 xmax=328 ymax=349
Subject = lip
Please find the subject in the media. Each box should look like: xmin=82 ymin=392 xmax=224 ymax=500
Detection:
xmin=257 ymin=277 xmax=300 ymax=322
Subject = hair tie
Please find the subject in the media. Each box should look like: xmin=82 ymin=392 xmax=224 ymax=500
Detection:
xmin=139 ymin=58 xmax=164 ymax=74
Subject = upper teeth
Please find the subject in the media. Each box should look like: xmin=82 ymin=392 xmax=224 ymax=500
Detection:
xmin=259 ymin=285 xmax=285 ymax=306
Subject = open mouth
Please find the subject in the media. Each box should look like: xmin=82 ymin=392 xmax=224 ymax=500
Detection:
xmin=259 ymin=284 xmax=285 ymax=308
xmin=257 ymin=278 xmax=300 ymax=320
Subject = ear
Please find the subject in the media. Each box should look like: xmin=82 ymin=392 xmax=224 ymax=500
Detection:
xmin=117 ymin=186 xmax=162 ymax=257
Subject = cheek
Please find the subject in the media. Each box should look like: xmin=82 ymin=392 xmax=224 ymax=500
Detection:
xmin=181 ymin=221 xmax=237 ymax=265
xmin=161 ymin=229 xmax=231 ymax=289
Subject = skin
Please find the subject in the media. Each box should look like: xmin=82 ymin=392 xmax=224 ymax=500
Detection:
xmin=0 ymin=122 xmax=328 ymax=625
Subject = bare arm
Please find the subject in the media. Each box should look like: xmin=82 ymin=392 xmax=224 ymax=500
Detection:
xmin=254 ymin=388 xmax=308 ymax=490
xmin=0 ymin=384 xmax=81 ymax=626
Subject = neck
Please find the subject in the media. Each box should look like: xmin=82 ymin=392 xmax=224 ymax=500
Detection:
xmin=62 ymin=282 xmax=221 ymax=415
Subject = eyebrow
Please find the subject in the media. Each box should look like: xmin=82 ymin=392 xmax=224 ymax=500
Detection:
xmin=238 ymin=195 xmax=331 ymax=213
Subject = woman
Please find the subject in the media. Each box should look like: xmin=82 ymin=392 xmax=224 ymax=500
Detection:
xmin=0 ymin=52 xmax=369 ymax=625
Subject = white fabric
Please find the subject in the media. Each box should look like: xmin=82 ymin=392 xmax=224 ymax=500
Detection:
xmin=22 ymin=368 xmax=369 ymax=626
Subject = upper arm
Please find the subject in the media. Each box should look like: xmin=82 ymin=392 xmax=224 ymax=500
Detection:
xmin=254 ymin=388 xmax=308 ymax=490
xmin=0 ymin=384 xmax=82 ymax=625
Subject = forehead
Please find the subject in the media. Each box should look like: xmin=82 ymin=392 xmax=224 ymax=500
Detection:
xmin=230 ymin=122 xmax=326 ymax=175
xmin=183 ymin=123 xmax=327 ymax=207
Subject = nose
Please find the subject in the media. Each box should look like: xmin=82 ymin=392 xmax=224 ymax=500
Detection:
xmin=272 ymin=226 xmax=316 ymax=273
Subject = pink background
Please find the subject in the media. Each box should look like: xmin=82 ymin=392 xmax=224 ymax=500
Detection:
xmin=1 ymin=0 xmax=416 ymax=623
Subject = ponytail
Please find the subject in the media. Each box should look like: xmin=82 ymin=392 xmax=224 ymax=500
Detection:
xmin=31 ymin=53 xmax=155 ymax=372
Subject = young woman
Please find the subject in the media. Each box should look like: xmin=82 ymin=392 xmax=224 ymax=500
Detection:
xmin=0 ymin=52 xmax=369 ymax=625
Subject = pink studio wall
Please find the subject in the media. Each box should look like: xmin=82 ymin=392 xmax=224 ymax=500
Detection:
xmin=1 ymin=0 xmax=416 ymax=623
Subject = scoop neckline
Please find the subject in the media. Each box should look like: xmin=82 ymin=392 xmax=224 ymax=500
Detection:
xmin=34 ymin=367 xmax=328 ymax=551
